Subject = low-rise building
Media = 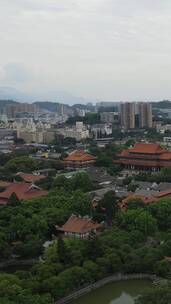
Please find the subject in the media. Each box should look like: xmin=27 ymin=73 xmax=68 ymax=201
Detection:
xmin=56 ymin=215 xmax=103 ymax=239
xmin=91 ymin=124 xmax=112 ymax=138
xmin=17 ymin=130 xmax=55 ymax=144
xmin=64 ymin=150 xmax=96 ymax=168
xmin=156 ymin=124 xmax=171 ymax=134
xmin=57 ymin=122 xmax=89 ymax=141
xmin=16 ymin=172 xmax=46 ymax=183
xmin=100 ymin=112 xmax=119 ymax=124
xmin=0 ymin=182 xmax=48 ymax=205
xmin=120 ymin=187 xmax=171 ymax=210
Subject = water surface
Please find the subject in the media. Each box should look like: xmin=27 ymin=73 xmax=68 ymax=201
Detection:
xmin=72 ymin=279 xmax=151 ymax=304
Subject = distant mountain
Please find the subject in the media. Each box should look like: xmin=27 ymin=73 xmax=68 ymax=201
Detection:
xmin=152 ymin=100 xmax=171 ymax=109
xmin=72 ymin=104 xmax=89 ymax=109
xmin=0 ymin=86 xmax=94 ymax=105
xmin=34 ymin=90 xmax=93 ymax=105
xmin=0 ymin=87 xmax=32 ymax=102
xmin=34 ymin=101 xmax=62 ymax=112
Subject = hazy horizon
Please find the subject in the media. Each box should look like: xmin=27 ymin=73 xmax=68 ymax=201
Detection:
xmin=1 ymin=1 xmax=171 ymax=102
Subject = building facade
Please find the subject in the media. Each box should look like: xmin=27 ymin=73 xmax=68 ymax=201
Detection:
xmin=57 ymin=122 xmax=89 ymax=141
xmin=6 ymin=103 xmax=38 ymax=118
xmin=120 ymin=102 xmax=152 ymax=130
xmin=57 ymin=215 xmax=103 ymax=239
xmin=114 ymin=142 xmax=171 ymax=171
xmin=138 ymin=103 xmax=152 ymax=128
xmin=0 ymin=182 xmax=48 ymax=205
xmin=64 ymin=150 xmax=96 ymax=168
xmin=91 ymin=124 xmax=112 ymax=138
xmin=120 ymin=103 xmax=135 ymax=130
xmin=100 ymin=112 xmax=119 ymax=124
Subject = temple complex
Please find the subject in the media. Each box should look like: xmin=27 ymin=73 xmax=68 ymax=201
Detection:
xmin=64 ymin=150 xmax=96 ymax=168
xmin=114 ymin=142 xmax=171 ymax=171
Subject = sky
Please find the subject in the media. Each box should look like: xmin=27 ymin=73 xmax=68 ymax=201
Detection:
xmin=0 ymin=0 xmax=171 ymax=102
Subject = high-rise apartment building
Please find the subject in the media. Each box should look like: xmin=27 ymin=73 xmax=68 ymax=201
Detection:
xmin=6 ymin=103 xmax=38 ymax=118
xmin=120 ymin=102 xmax=135 ymax=130
xmin=120 ymin=102 xmax=152 ymax=130
xmin=138 ymin=103 xmax=152 ymax=128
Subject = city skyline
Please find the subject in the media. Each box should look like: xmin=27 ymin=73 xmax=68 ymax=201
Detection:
xmin=1 ymin=1 xmax=171 ymax=102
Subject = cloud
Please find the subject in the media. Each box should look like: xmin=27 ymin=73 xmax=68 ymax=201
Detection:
xmin=0 ymin=0 xmax=171 ymax=100
xmin=1 ymin=0 xmax=78 ymax=13
xmin=1 ymin=63 xmax=31 ymax=84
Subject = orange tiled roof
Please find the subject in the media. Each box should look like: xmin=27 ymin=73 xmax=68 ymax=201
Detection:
xmin=120 ymin=194 xmax=157 ymax=210
xmin=159 ymin=152 xmax=171 ymax=160
xmin=16 ymin=172 xmax=46 ymax=183
xmin=64 ymin=150 xmax=96 ymax=162
xmin=0 ymin=181 xmax=12 ymax=188
xmin=57 ymin=215 xmax=102 ymax=234
xmin=156 ymin=188 xmax=171 ymax=198
xmin=0 ymin=182 xmax=48 ymax=201
xmin=129 ymin=143 xmax=166 ymax=154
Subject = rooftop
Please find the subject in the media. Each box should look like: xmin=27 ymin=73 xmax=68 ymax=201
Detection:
xmin=64 ymin=150 xmax=96 ymax=162
xmin=57 ymin=215 xmax=102 ymax=234
xmin=16 ymin=172 xmax=46 ymax=183
xmin=118 ymin=142 xmax=171 ymax=164
xmin=85 ymin=167 xmax=115 ymax=184
xmin=129 ymin=143 xmax=165 ymax=154
xmin=0 ymin=181 xmax=12 ymax=188
xmin=121 ymin=194 xmax=157 ymax=209
xmin=0 ymin=182 xmax=48 ymax=203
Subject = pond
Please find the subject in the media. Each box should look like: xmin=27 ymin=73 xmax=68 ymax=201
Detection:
xmin=72 ymin=279 xmax=151 ymax=304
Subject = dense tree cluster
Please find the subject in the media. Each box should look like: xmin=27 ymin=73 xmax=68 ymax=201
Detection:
xmin=52 ymin=172 xmax=95 ymax=193
xmin=0 ymin=155 xmax=64 ymax=181
xmin=67 ymin=113 xmax=101 ymax=125
xmin=0 ymin=161 xmax=171 ymax=303
xmin=136 ymin=284 xmax=171 ymax=304
xmin=88 ymin=142 xmax=123 ymax=174
xmin=0 ymin=182 xmax=171 ymax=303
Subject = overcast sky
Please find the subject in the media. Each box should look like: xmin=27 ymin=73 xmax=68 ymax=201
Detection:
xmin=0 ymin=0 xmax=171 ymax=102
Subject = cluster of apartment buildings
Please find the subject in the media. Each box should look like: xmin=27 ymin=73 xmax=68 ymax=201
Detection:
xmin=0 ymin=101 xmax=154 ymax=146
xmin=56 ymin=121 xmax=90 ymax=141
xmin=120 ymin=102 xmax=152 ymax=130
xmin=99 ymin=102 xmax=152 ymax=130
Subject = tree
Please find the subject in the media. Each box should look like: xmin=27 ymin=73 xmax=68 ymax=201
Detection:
xmin=123 ymin=176 xmax=132 ymax=185
xmin=101 ymin=191 xmax=118 ymax=225
xmin=15 ymin=237 xmax=43 ymax=258
xmin=154 ymin=259 xmax=171 ymax=277
xmin=97 ymin=253 xmax=122 ymax=275
xmin=53 ymin=175 xmax=71 ymax=192
xmin=57 ymin=237 xmax=69 ymax=265
xmin=9 ymin=192 xmax=20 ymax=206
xmin=83 ymin=260 xmax=99 ymax=282
xmin=0 ymin=239 xmax=11 ymax=260
xmin=117 ymin=210 xmax=157 ymax=236
xmin=71 ymin=173 xmax=94 ymax=192
xmin=69 ymin=191 xmax=92 ymax=216
xmin=4 ymin=156 xmax=39 ymax=173
xmin=127 ymin=183 xmax=138 ymax=192
xmin=44 ymin=241 xmax=59 ymax=264
xmin=136 ymin=285 xmax=171 ymax=304
xmin=125 ymin=139 xmax=135 ymax=147
xmin=86 ymin=236 xmax=103 ymax=261
xmin=148 ymin=200 xmax=171 ymax=230
xmin=127 ymin=198 xmax=145 ymax=210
